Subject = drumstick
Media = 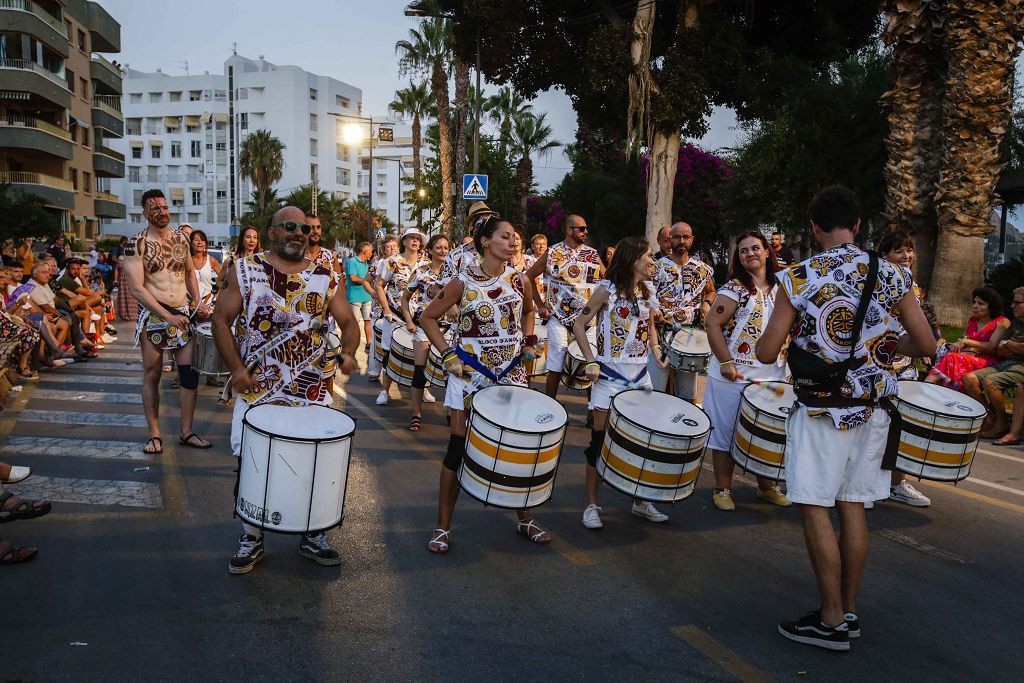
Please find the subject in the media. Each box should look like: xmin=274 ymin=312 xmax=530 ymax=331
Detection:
xmin=735 ymin=375 xmax=786 ymax=396
xmin=219 ymin=319 xmax=324 ymax=401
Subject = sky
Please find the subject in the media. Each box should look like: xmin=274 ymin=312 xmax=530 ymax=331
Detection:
xmin=99 ymin=0 xmax=739 ymax=193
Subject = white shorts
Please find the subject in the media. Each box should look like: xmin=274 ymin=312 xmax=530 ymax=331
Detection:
xmin=379 ymin=317 xmax=396 ymax=351
xmin=545 ymin=318 xmax=571 ymax=373
xmin=784 ymin=406 xmax=891 ymax=506
xmin=444 ymin=373 xmax=472 ymax=411
xmin=230 ymin=397 xmax=251 ymax=457
xmin=703 ymin=378 xmax=744 ymax=452
xmin=591 ymin=361 xmax=652 ymax=411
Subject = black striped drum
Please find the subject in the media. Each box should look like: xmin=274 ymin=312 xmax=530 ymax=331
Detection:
xmin=526 ymin=322 xmax=548 ymax=378
xmin=730 ymin=382 xmax=795 ymax=481
xmin=667 ymin=327 xmax=711 ymax=373
xmin=426 ymin=328 xmax=455 ymax=387
xmin=385 ymin=327 xmax=417 ymax=387
xmin=461 ymin=385 xmax=568 ymax=509
xmin=894 ymin=380 xmax=986 ymax=481
xmin=372 ymin=318 xmax=386 ymax=364
xmin=321 ymin=332 xmax=340 ymax=380
xmin=598 ymin=390 xmax=711 ymax=502
xmin=561 ymin=327 xmax=598 ymax=390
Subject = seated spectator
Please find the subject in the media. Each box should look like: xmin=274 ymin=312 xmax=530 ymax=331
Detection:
xmin=926 ymin=286 xmax=1008 ymax=389
xmin=963 ymin=287 xmax=1024 ymax=438
xmin=993 ymin=382 xmax=1024 ymax=446
xmin=0 ymin=268 xmax=42 ymax=379
xmin=0 ymin=483 xmax=52 ymax=565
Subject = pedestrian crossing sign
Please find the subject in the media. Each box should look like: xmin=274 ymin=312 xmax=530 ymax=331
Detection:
xmin=463 ymin=174 xmax=488 ymax=200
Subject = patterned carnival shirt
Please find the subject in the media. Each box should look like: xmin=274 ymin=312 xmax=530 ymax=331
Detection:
xmin=710 ymin=279 xmax=788 ymax=382
xmin=543 ymin=241 xmax=602 ymax=328
xmin=652 ymin=255 xmax=714 ymax=325
xmin=594 ymin=280 xmax=657 ymax=364
xmin=455 ymin=263 xmax=528 ymax=387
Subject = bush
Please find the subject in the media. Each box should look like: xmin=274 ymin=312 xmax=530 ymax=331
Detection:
xmin=988 ymin=256 xmax=1024 ymax=315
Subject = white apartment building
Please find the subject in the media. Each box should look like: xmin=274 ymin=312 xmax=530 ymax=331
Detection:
xmin=107 ymin=53 xmax=363 ymax=242
xmin=354 ymin=123 xmax=424 ymax=231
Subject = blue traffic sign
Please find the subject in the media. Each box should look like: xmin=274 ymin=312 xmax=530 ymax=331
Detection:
xmin=463 ymin=174 xmax=488 ymax=200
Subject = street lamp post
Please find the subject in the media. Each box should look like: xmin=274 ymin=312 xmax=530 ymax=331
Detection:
xmin=376 ymin=156 xmax=412 ymax=231
xmin=332 ymin=112 xmax=376 ymax=241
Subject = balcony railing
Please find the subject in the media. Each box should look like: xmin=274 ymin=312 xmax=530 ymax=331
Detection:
xmin=94 ymin=145 xmax=125 ymax=162
xmin=92 ymin=94 xmax=122 ymax=115
xmin=0 ymin=111 xmax=70 ymax=139
xmin=0 ymin=58 xmax=67 ymax=88
xmin=96 ymin=191 xmax=119 ymax=202
xmin=90 ymin=54 xmax=121 ymax=79
xmin=0 ymin=0 xmax=66 ymax=37
xmin=0 ymin=170 xmax=73 ymax=191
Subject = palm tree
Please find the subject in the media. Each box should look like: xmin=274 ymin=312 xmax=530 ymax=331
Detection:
xmin=238 ymin=130 xmax=285 ymax=218
xmin=511 ymin=112 xmax=560 ymax=228
xmin=452 ymin=61 xmax=471 ymax=233
xmin=396 ymin=18 xmax=455 ymax=234
xmin=484 ymin=86 xmax=533 ymax=168
xmin=388 ymin=81 xmax=431 ymax=227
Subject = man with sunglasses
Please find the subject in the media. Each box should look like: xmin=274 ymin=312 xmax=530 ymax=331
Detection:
xmin=526 ymin=213 xmax=604 ymax=400
xmin=122 ymin=189 xmax=209 ymax=455
xmin=213 ymin=205 xmax=360 ymax=574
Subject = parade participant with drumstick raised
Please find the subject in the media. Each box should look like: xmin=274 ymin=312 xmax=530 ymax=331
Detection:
xmin=756 ymin=186 xmax=935 ymax=651
xmin=649 ymin=221 xmax=715 ymax=401
xmin=400 ymin=233 xmax=451 ymax=432
xmin=703 ymin=231 xmax=791 ymax=511
xmin=365 ymin=235 xmax=399 ymax=383
xmin=421 ymin=215 xmax=544 ymax=554
xmin=572 ymin=237 xmax=672 ymax=528
xmin=212 ymin=205 xmax=360 ymax=575
xmin=122 ymin=189 xmax=210 ymax=455
xmin=525 ymin=213 xmax=603 ymax=401
xmin=375 ymin=227 xmax=429 ymax=406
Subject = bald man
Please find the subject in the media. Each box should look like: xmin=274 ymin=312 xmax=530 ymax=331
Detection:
xmin=653 ymin=225 xmax=671 ymax=260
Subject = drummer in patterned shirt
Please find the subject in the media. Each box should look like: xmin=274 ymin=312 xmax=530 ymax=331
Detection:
xmin=375 ymin=227 xmax=428 ymax=406
xmin=649 ymin=220 xmax=716 ymax=400
xmin=525 ymin=213 xmax=604 ymax=399
xmin=365 ymin=235 xmax=399 ymax=383
xmin=212 ymin=205 xmax=360 ymax=575
xmin=400 ymin=233 xmax=451 ymax=431
xmin=305 ymin=212 xmax=345 ymax=394
xmin=421 ymin=215 xmax=544 ymax=554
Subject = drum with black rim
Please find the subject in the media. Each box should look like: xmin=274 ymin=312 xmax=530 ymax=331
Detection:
xmin=667 ymin=327 xmax=711 ymax=373
xmin=193 ymin=321 xmax=229 ymax=377
xmin=372 ymin=318 xmax=386 ymax=365
xmin=385 ymin=327 xmax=416 ymax=387
xmin=730 ymin=382 xmax=795 ymax=481
xmin=894 ymin=380 xmax=985 ymax=481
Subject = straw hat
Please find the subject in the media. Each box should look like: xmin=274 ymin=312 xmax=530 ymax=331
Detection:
xmin=466 ymin=201 xmax=497 ymax=226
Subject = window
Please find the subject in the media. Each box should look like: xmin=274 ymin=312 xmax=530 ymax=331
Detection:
xmin=133 ymin=190 xmax=144 ymax=206
xmin=130 ymin=93 xmax=142 ymax=104
xmin=239 ymin=112 xmax=248 ymax=130
xmin=126 ymin=119 xmax=141 ymax=135
xmin=336 ymin=143 xmax=345 ymax=160
xmin=335 ymin=167 xmax=349 ymax=185
xmin=238 ymin=87 xmax=248 ymax=100
xmin=169 ymin=91 xmax=182 ymax=102
xmin=336 ymin=95 xmax=350 ymax=108
xmin=215 ymin=121 xmax=225 ymax=131
xmin=171 ymin=141 xmax=181 ymax=158
xmin=79 ymin=77 xmax=88 ymax=99
xmin=130 ymin=213 xmax=141 ymax=223
xmin=77 ymin=29 xmax=86 ymax=51
xmin=65 ymin=68 xmax=75 ymax=92
xmin=69 ymin=168 xmax=78 ymax=191
xmin=214 ymin=90 xmax=226 ymax=101
xmin=216 ymin=190 xmax=226 ymax=199
xmin=81 ymin=126 xmax=91 ymax=147
xmin=149 ymin=92 xmax=162 ymax=103
xmin=216 ymin=142 xmax=226 ymax=151
xmin=309 ymin=88 xmax=318 ymax=101
xmin=172 ymin=196 xmax=183 ymax=207
xmin=309 ymin=113 xmax=317 ymax=132
xmin=206 ymin=143 xmax=213 ymax=150
xmin=147 ymin=167 xmax=158 ymax=182
xmin=189 ymin=90 xmax=201 ymax=101
xmin=191 ymin=190 xmax=202 ymax=205
xmin=186 ymin=123 xmax=199 ymax=133
xmin=190 ymin=140 xmax=201 ymax=157
xmin=310 ymin=164 xmax=318 ymax=182
xmin=151 ymin=144 xmax=161 ymax=159
xmin=82 ymin=172 xmax=91 ymax=193
xmin=128 ymin=167 xmax=141 ymax=182
xmin=310 ymin=139 xmax=317 ymax=156
xmin=131 ymin=146 xmax=142 ymax=159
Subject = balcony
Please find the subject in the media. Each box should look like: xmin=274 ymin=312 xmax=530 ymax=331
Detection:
xmin=93 ymin=145 xmax=125 ymax=177
xmin=0 ymin=58 xmax=71 ymax=109
xmin=0 ymin=170 xmax=75 ymax=209
xmin=85 ymin=0 xmax=120 ymax=53
xmin=91 ymin=94 xmax=123 ymax=137
xmin=0 ymin=112 xmax=73 ymax=159
xmin=94 ymin=191 xmax=125 ymax=218
xmin=0 ymin=0 xmax=69 ymax=58
xmin=89 ymin=55 xmax=122 ymax=96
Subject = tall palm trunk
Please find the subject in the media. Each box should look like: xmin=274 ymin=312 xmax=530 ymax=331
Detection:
xmin=452 ymin=60 xmax=471 ymax=237
xmin=432 ymin=59 xmax=454 ymax=235
xmin=930 ymin=0 xmax=1024 ymax=326
xmin=412 ymin=114 xmax=423 ymax=228
xmin=514 ymin=156 xmax=532 ymax=229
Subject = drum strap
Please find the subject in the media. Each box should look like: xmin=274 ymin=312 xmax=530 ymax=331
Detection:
xmin=600 ymin=363 xmax=648 ymax=386
xmin=796 ymin=395 xmax=901 ymax=471
xmin=455 ymin=347 xmax=522 ymax=384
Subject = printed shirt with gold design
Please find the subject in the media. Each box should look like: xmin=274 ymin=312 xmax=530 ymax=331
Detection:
xmin=455 ymin=263 xmax=527 ymax=386
xmin=710 ymin=280 xmax=787 ymax=382
xmin=235 ymin=253 xmax=339 ymax=407
xmin=308 ymin=246 xmax=338 ymax=272
xmin=595 ymin=280 xmax=657 ymax=364
xmin=440 ymin=242 xmax=479 ymax=286
xmin=544 ymin=241 xmax=602 ymax=327
xmin=652 ymin=255 xmax=714 ymax=325
xmin=378 ymin=254 xmax=418 ymax=314
xmin=780 ymin=243 xmax=912 ymax=429
xmin=405 ymin=261 xmax=446 ymax=317
xmin=367 ymin=259 xmax=383 ymax=319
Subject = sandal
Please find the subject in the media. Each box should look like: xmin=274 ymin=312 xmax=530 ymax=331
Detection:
xmin=179 ymin=433 xmax=211 ymax=449
xmin=16 ymin=369 xmax=39 ymax=381
xmin=0 ymin=492 xmax=51 ymax=524
xmin=427 ymin=528 xmax=450 ymax=554
xmin=409 ymin=415 xmax=422 ymax=432
xmin=516 ymin=519 xmax=551 ymax=545
xmin=0 ymin=542 xmax=38 ymax=565
xmin=992 ymin=437 xmax=1021 ymax=446
xmin=143 ymin=437 xmax=163 ymax=454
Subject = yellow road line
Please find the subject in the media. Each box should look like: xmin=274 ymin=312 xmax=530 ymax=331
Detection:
xmin=671 ymin=625 xmax=774 ymax=683
xmin=917 ymin=479 xmax=1024 ymax=515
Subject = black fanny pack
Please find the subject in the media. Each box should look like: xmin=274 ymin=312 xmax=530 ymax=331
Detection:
xmin=789 ymin=251 xmax=879 ymax=396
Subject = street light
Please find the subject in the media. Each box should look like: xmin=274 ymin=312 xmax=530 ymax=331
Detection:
xmin=331 ymin=112 xmax=377 ymax=240
xmin=376 ymin=156 xmax=414 ymax=231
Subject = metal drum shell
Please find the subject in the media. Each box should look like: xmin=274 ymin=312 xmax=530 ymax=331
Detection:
xmin=193 ymin=322 xmax=229 ymax=377
xmin=385 ymin=328 xmax=417 ymax=387
xmin=372 ymin=318 xmax=386 ymax=364
xmin=526 ymin=322 xmax=549 ymax=378
xmin=729 ymin=383 xmax=794 ymax=482
xmin=667 ymin=327 xmax=711 ymax=373
xmin=894 ymin=380 xmax=985 ymax=482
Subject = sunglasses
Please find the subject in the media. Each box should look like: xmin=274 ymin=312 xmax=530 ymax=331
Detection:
xmin=570 ymin=225 xmax=589 ymax=232
xmin=273 ymin=221 xmax=313 ymax=235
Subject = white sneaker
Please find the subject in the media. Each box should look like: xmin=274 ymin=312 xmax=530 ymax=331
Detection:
xmin=631 ymin=500 xmax=668 ymax=523
xmin=889 ymin=481 xmax=931 ymax=507
xmin=582 ymin=504 xmax=603 ymax=529
xmin=423 ymin=389 xmax=436 ymax=404
xmin=90 ymin=312 xmax=101 ymax=321
xmin=375 ymin=389 xmax=389 ymax=406
xmin=101 ymin=334 xmax=116 ymax=344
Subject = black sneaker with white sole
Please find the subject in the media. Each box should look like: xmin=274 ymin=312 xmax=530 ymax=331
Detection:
xmin=778 ymin=610 xmax=850 ymax=651
xmin=228 ymin=533 xmax=264 ymax=575
xmin=299 ymin=531 xmax=342 ymax=566
xmin=844 ymin=612 xmax=860 ymax=638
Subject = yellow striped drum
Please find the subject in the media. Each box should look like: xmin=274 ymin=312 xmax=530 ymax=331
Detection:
xmin=526 ymin=321 xmax=548 ymax=378
xmin=730 ymin=382 xmax=795 ymax=481
xmin=321 ymin=332 xmax=340 ymax=380
xmin=426 ymin=328 xmax=455 ymax=387
xmin=372 ymin=318 xmax=386 ymax=364
xmin=561 ymin=327 xmax=598 ymax=391
xmin=461 ymin=385 xmax=568 ymax=509
xmin=598 ymin=390 xmax=711 ymax=502
xmin=894 ymin=380 xmax=986 ymax=481
xmin=385 ymin=327 xmax=417 ymax=387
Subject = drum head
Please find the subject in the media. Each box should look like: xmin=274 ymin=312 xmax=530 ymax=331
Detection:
xmin=244 ymin=404 xmax=355 ymax=441
xmin=897 ymin=380 xmax=986 ymax=418
xmin=472 ymin=385 xmax=567 ymax=432
xmin=194 ymin=321 xmax=212 ymax=335
xmin=391 ymin=327 xmax=415 ymax=346
xmin=567 ymin=340 xmax=585 ymax=361
xmin=670 ymin=328 xmax=710 ymax=354
xmin=373 ymin=319 xmax=385 ymax=333
xmin=741 ymin=382 xmax=796 ymax=416
xmin=612 ymin=390 xmax=710 ymax=436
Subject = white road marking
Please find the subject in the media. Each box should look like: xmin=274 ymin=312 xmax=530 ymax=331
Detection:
xmin=962 ymin=476 xmax=1024 ymax=498
xmin=17 ymin=410 xmax=147 ymax=428
xmin=8 ymin=475 xmax=162 ymax=508
xmin=69 ymin=361 xmax=143 ymax=371
xmin=871 ymin=527 xmax=969 ymax=564
xmin=31 ymin=389 xmax=142 ymax=404
xmin=37 ymin=374 xmax=139 ymax=385
xmin=0 ymin=436 xmax=150 ymax=461
xmin=976 ymin=445 xmax=1024 ymax=465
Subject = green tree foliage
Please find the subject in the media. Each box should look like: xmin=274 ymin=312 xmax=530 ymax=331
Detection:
xmin=238 ymin=130 xmax=285 ymax=219
xmin=282 ymin=185 xmax=351 ymax=247
xmin=0 ymin=183 xmax=62 ymax=240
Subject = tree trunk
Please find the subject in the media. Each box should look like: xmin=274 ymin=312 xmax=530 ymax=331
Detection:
xmin=514 ymin=156 xmax=532 ymax=229
xmin=645 ymin=128 xmax=681 ymax=247
xmin=452 ymin=59 xmax=471 ymax=238
xmin=432 ymin=59 xmax=454 ymax=236
xmin=930 ymin=0 xmax=1024 ymax=325
xmin=626 ymin=0 xmax=656 ymax=154
xmin=412 ymin=115 xmax=422 ymax=228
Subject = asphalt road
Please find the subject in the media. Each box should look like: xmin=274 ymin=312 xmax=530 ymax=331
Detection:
xmin=3 ymin=322 xmax=1022 ymax=681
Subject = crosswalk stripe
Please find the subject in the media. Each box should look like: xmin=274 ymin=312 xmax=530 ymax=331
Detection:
xmin=17 ymin=410 xmax=147 ymax=428
xmin=69 ymin=361 xmax=142 ymax=371
xmin=8 ymin=475 xmax=162 ymax=508
xmin=31 ymin=389 xmax=142 ymax=404
xmin=38 ymin=375 xmax=139 ymax=386
xmin=0 ymin=436 xmax=150 ymax=461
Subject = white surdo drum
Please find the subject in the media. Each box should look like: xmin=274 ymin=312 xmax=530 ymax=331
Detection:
xmin=561 ymin=326 xmax=598 ymax=390
xmin=730 ymin=382 xmax=795 ymax=481
xmin=893 ymin=380 xmax=986 ymax=481
xmin=667 ymin=327 xmax=711 ymax=373
xmin=527 ymin=322 xmax=549 ymax=378
xmin=193 ymin=321 xmax=228 ymax=377
xmin=385 ymin=327 xmax=417 ymax=387
xmin=372 ymin=318 xmax=386 ymax=364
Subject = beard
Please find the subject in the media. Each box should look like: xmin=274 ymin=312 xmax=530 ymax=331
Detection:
xmin=308 ymin=234 xmax=322 ymax=247
xmin=672 ymin=244 xmax=688 ymax=257
xmin=275 ymin=235 xmax=307 ymax=262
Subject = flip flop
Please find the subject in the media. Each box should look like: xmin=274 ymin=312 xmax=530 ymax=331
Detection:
xmin=409 ymin=415 xmax=422 ymax=432
xmin=179 ymin=433 xmax=212 ymax=449
xmin=143 ymin=436 xmax=163 ymax=455
xmin=0 ymin=492 xmax=51 ymax=524
xmin=992 ymin=438 xmax=1021 ymax=446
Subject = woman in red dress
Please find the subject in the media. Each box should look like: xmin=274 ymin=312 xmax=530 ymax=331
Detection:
xmin=926 ymin=286 xmax=1008 ymax=390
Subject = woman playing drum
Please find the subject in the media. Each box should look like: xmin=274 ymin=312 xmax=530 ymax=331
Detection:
xmin=572 ymin=236 xmax=672 ymax=528
xmin=703 ymin=231 xmax=791 ymax=511
xmin=400 ymin=234 xmax=451 ymax=431
xmin=375 ymin=229 xmax=427 ymax=405
xmin=366 ymin=235 xmax=399 ymax=384
xmin=421 ymin=216 xmax=544 ymax=554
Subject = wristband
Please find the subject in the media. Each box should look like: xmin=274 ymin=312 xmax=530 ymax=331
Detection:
xmin=720 ymin=358 xmax=735 ymax=366
xmin=585 ymin=361 xmax=600 ymax=369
